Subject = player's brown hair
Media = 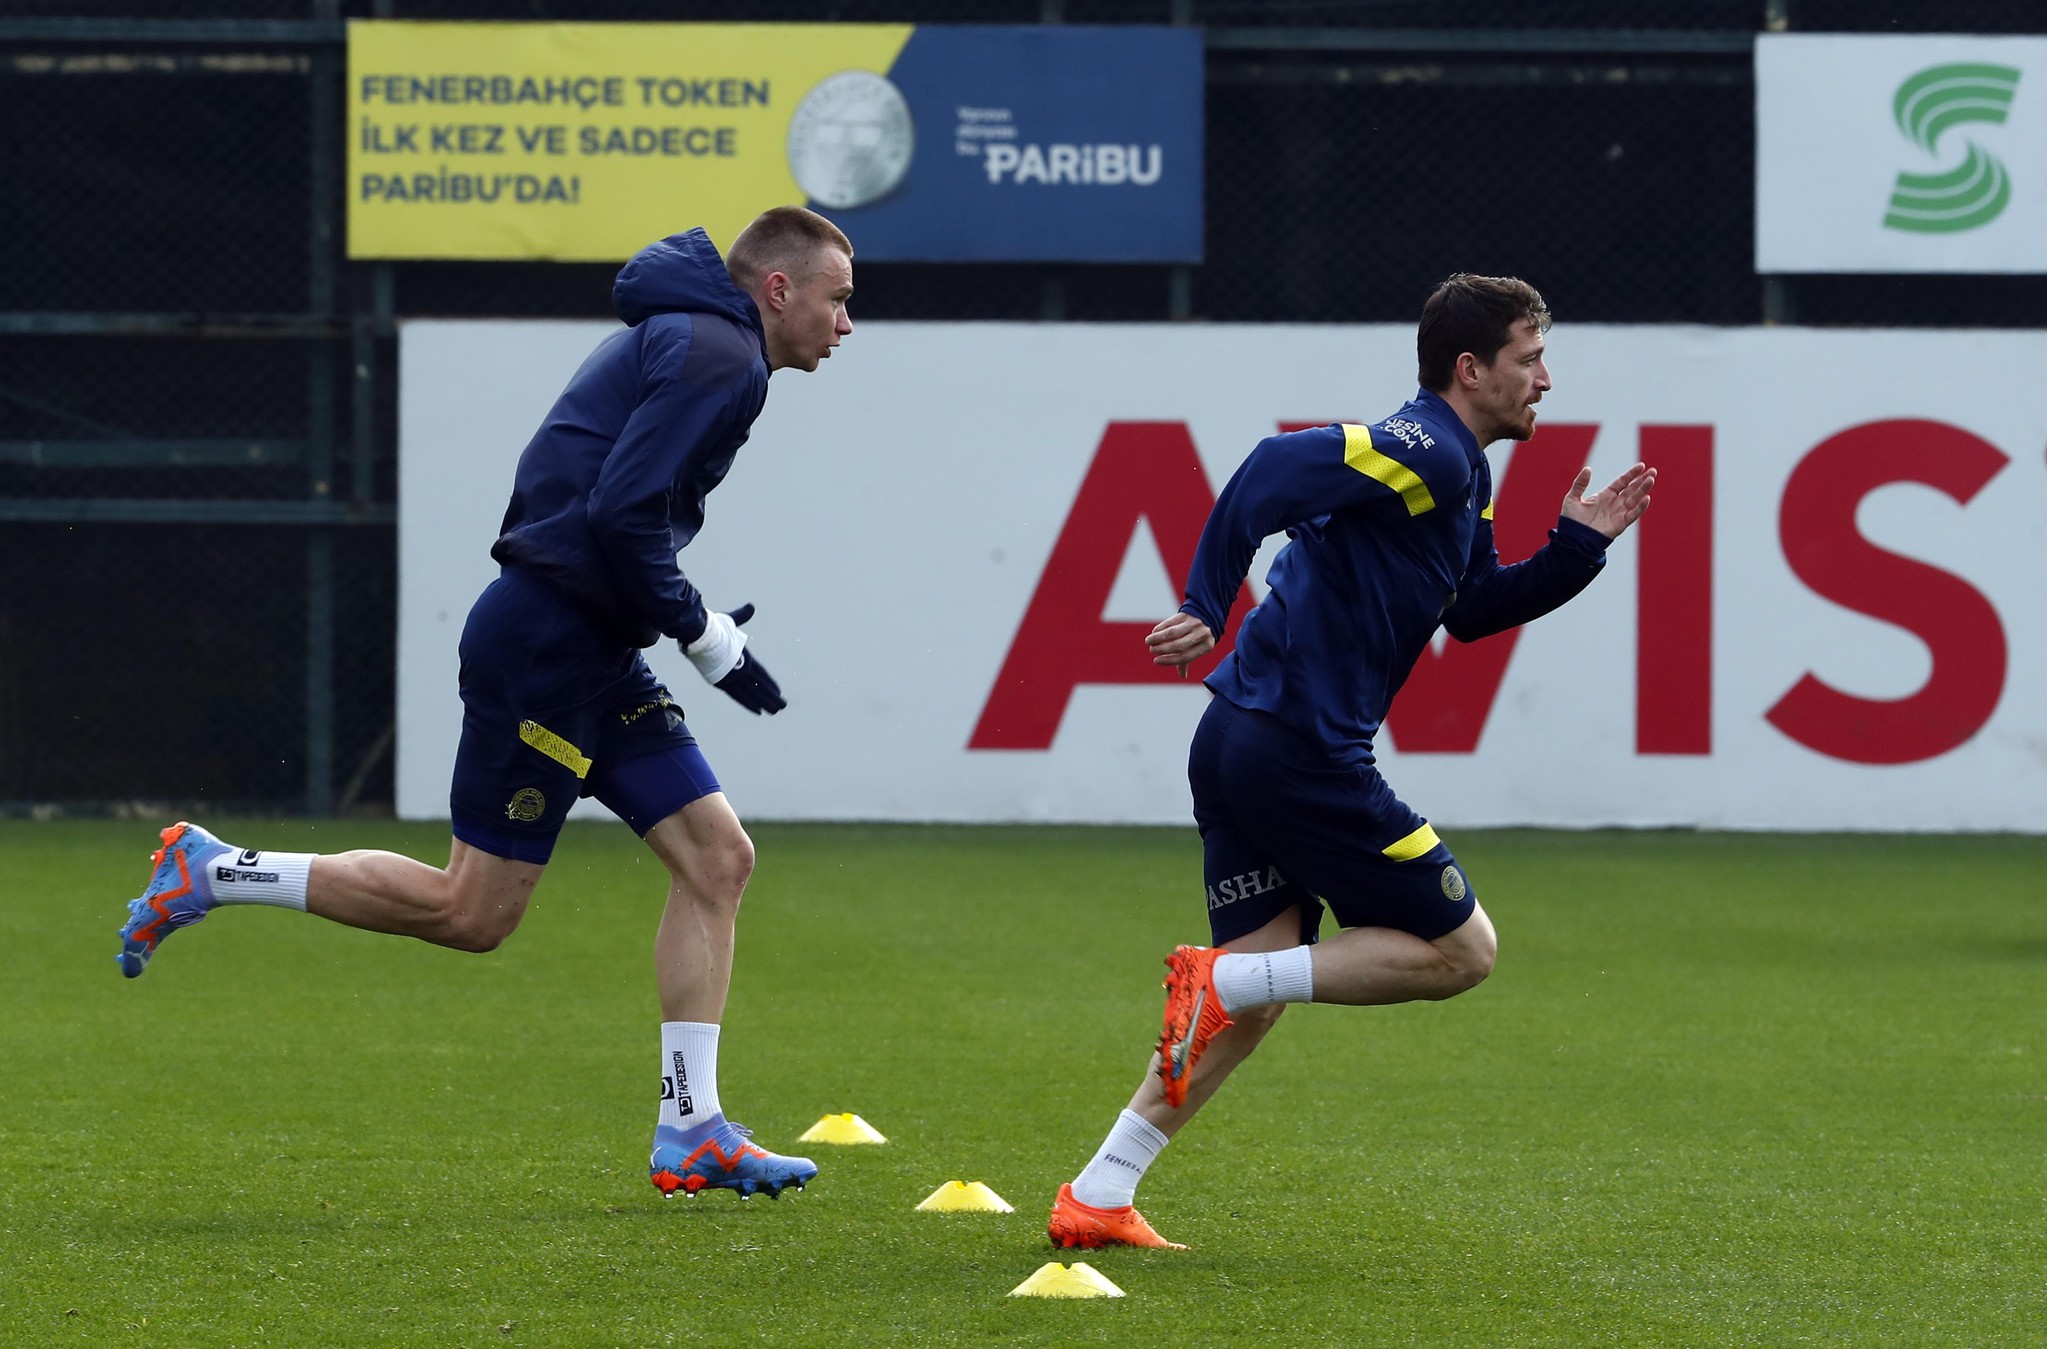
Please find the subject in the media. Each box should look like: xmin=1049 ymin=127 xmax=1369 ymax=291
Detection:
xmin=1417 ymin=274 xmax=1551 ymax=393
xmin=726 ymin=206 xmax=853 ymax=291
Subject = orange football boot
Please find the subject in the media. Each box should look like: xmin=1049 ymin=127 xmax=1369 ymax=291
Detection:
xmin=1047 ymin=1183 xmax=1186 ymax=1250
xmin=1157 ymin=944 xmax=1233 ymax=1107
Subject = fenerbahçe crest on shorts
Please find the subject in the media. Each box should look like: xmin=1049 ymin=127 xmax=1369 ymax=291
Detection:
xmin=1440 ymin=864 xmax=1469 ymax=902
xmin=506 ymin=787 xmax=547 ymax=822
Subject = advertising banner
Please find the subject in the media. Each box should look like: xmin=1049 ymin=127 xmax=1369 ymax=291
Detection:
xmin=399 ymin=321 xmax=2045 ymax=832
xmin=347 ymin=21 xmax=1201 ymax=262
xmin=1757 ymin=34 xmax=2047 ymax=273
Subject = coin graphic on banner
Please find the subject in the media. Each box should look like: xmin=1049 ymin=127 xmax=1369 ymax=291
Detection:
xmin=786 ymin=70 xmax=915 ymax=210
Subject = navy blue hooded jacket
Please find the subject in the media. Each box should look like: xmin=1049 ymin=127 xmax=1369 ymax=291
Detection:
xmin=1185 ymin=389 xmax=1609 ymax=767
xmin=489 ymin=228 xmax=768 ymax=649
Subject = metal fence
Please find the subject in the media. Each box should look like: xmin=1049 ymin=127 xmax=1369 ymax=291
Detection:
xmin=2 ymin=1 xmax=2041 ymax=814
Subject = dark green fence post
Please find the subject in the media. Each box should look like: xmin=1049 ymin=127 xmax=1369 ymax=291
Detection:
xmin=305 ymin=0 xmax=341 ymax=815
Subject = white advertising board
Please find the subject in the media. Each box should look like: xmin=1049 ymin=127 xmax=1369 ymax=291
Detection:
xmin=400 ymin=320 xmax=2045 ymax=832
xmin=1757 ymin=34 xmax=2047 ymax=273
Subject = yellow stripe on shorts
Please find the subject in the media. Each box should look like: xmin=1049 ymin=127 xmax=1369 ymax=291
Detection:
xmin=1381 ymin=822 xmax=1441 ymax=861
xmin=1342 ymin=424 xmax=1436 ymax=516
xmin=1481 ymin=498 xmax=1495 ymax=521
xmin=518 ymin=719 xmax=592 ymax=779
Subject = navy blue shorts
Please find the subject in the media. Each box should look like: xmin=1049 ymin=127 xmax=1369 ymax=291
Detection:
xmin=1188 ymin=696 xmax=1476 ymax=946
xmin=449 ymin=570 xmax=721 ymax=864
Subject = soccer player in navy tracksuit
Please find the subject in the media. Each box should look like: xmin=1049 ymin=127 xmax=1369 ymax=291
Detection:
xmin=1049 ymin=274 xmax=1657 ymax=1249
xmin=117 ymin=206 xmax=856 ymax=1200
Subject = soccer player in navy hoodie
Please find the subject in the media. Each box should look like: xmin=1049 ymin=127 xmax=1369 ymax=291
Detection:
xmin=117 ymin=206 xmax=855 ymax=1200
xmin=1048 ymin=274 xmax=1656 ymax=1249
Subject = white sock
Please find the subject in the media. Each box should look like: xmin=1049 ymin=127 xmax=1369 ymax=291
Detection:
xmin=1212 ymin=945 xmax=1315 ymax=1013
xmin=205 ymin=847 xmax=313 ymax=911
xmin=1071 ymin=1110 xmax=1170 ymax=1209
xmin=658 ymin=1021 xmax=722 ymax=1132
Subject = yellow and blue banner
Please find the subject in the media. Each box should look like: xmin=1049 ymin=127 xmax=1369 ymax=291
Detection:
xmin=346 ymin=22 xmax=1202 ymax=263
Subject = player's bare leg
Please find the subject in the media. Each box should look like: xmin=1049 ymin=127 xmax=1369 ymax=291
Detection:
xmin=644 ymin=791 xmax=753 ymax=1023
xmin=1136 ymin=906 xmax=1304 ymax=1133
xmin=117 ymin=824 xmax=544 ymax=976
xmin=1158 ymin=901 xmax=1495 ymax=1102
xmin=1048 ymin=909 xmax=1301 ymax=1249
xmin=641 ymin=791 xmax=815 ymax=1199
xmin=1053 ymin=904 xmax=1497 ymax=1248
xmin=1296 ymin=902 xmax=1497 ymax=1006
xmin=306 ymin=840 xmax=544 ymax=952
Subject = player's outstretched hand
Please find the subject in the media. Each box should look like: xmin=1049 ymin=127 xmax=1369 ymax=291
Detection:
xmin=683 ymin=603 xmax=785 ymax=713
xmin=714 ymin=651 xmax=785 ymax=715
xmin=1147 ymin=610 xmax=1216 ymax=678
xmin=1562 ymin=462 xmax=1656 ymax=540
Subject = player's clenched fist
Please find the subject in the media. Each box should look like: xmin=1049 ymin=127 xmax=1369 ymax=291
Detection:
xmin=1147 ymin=610 xmax=1216 ymax=676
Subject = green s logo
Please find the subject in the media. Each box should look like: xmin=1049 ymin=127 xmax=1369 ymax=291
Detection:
xmin=1884 ymin=63 xmax=2019 ymax=233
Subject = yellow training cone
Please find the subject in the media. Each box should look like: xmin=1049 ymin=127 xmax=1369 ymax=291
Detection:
xmin=915 ymin=1180 xmax=1015 ymax=1213
xmin=797 ymin=1113 xmax=888 ymax=1144
xmin=1008 ymin=1262 xmax=1125 ymax=1298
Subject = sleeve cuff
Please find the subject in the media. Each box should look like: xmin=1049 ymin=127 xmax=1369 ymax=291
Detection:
xmin=670 ymin=608 xmax=709 ymax=647
xmin=1550 ymin=516 xmax=1612 ymax=561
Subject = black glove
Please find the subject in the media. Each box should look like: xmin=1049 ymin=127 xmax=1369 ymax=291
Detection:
xmin=681 ymin=603 xmax=785 ymax=715
xmin=714 ymin=650 xmax=785 ymax=715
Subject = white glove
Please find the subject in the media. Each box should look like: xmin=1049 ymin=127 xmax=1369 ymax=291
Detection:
xmin=683 ymin=609 xmax=748 ymax=684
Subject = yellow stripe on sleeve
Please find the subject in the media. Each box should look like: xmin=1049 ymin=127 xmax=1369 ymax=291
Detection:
xmin=1481 ymin=499 xmax=1494 ymax=521
xmin=519 ymin=719 xmax=592 ymax=780
xmin=1342 ymin=425 xmax=1436 ymax=516
xmin=1381 ymin=822 xmax=1441 ymax=861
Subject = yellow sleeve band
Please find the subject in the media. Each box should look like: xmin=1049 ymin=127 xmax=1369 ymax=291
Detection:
xmin=1381 ymin=821 xmax=1442 ymax=861
xmin=519 ymin=719 xmax=592 ymax=779
xmin=1342 ymin=425 xmax=1436 ymax=516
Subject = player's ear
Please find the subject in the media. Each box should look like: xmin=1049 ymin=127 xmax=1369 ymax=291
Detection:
xmin=763 ymin=269 xmax=791 ymax=312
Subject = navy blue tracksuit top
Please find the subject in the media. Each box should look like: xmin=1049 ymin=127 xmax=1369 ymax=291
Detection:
xmin=1183 ymin=389 xmax=1611 ymax=768
xmin=489 ymin=228 xmax=768 ymax=649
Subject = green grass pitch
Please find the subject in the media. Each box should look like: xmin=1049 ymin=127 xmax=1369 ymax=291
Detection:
xmin=2 ymin=820 xmax=2042 ymax=1346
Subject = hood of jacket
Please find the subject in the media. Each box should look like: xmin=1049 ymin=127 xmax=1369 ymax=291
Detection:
xmin=612 ymin=228 xmax=764 ymax=339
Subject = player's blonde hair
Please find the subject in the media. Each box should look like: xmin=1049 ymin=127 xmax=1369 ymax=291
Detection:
xmin=726 ymin=206 xmax=853 ymax=291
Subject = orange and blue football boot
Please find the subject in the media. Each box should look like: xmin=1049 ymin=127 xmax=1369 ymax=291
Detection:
xmin=1047 ymin=1183 xmax=1186 ymax=1250
xmin=649 ymin=1118 xmax=817 ymax=1199
xmin=1157 ymin=944 xmax=1234 ymax=1108
xmin=117 ymin=822 xmax=229 ymax=978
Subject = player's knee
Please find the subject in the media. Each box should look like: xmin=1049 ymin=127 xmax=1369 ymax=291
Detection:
xmin=703 ymin=831 xmax=754 ymax=898
xmin=441 ymin=915 xmax=510 ymax=953
xmin=1427 ymin=911 xmax=1497 ymax=997
xmin=1442 ymin=943 xmax=1495 ymax=995
xmin=668 ymin=827 xmax=754 ymax=903
xmin=723 ymin=830 xmax=756 ymax=890
xmin=447 ymin=926 xmax=503 ymax=954
xmin=433 ymin=899 xmax=523 ymax=953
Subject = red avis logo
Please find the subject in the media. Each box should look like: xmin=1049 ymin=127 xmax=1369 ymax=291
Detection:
xmin=1767 ymin=419 xmax=2007 ymax=765
xmin=969 ymin=418 xmax=2008 ymax=765
xmin=968 ymin=423 xmax=1251 ymax=751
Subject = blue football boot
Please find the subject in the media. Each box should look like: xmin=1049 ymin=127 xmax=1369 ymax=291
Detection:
xmin=649 ymin=1118 xmax=818 ymax=1199
xmin=117 ymin=822 xmax=230 ymax=978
